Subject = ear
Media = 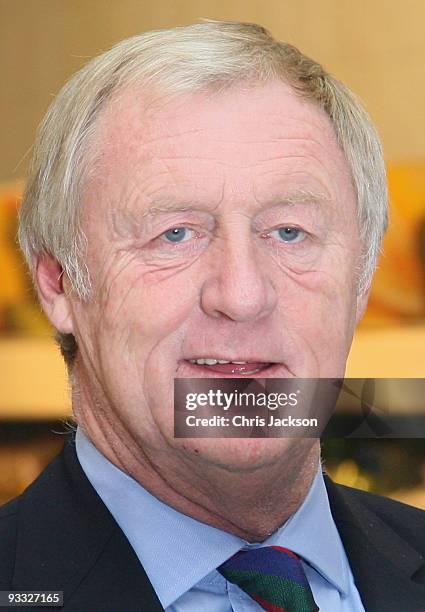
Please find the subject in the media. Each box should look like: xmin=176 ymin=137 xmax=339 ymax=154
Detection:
xmin=355 ymin=284 xmax=372 ymax=326
xmin=35 ymin=254 xmax=74 ymax=334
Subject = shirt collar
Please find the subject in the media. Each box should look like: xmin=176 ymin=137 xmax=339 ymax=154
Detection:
xmin=265 ymin=459 xmax=350 ymax=596
xmin=75 ymin=427 xmax=349 ymax=607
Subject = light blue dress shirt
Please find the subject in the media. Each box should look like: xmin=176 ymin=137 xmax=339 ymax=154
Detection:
xmin=75 ymin=427 xmax=365 ymax=611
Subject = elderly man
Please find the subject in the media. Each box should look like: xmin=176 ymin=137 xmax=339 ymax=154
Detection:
xmin=1 ymin=19 xmax=424 ymax=612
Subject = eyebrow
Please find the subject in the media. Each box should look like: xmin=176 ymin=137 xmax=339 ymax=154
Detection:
xmin=139 ymin=202 xmax=203 ymax=218
xmin=259 ymin=187 xmax=332 ymax=206
xmin=110 ymin=201 xmax=206 ymax=238
xmin=110 ymin=188 xmax=331 ymax=234
xmin=142 ymin=189 xmax=331 ymax=212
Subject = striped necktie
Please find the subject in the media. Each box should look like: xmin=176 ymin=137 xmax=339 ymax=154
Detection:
xmin=218 ymin=545 xmax=319 ymax=612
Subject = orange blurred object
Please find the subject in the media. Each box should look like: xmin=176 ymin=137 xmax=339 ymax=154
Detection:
xmin=363 ymin=163 xmax=425 ymax=325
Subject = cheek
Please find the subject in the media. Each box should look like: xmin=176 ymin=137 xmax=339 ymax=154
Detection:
xmin=274 ymin=256 xmax=357 ymax=315
xmin=307 ymin=281 xmax=358 ymax=372
xmin=73 ymin=267 xmax=202 ymax=443
xmin=273 ymin=260 xmax=358 ymax=369
xmin=96 ymin=263 xmax=200 ymax=355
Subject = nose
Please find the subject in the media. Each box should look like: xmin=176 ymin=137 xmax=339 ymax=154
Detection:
xmin=200 ymin=232 xmax=278 ymax=322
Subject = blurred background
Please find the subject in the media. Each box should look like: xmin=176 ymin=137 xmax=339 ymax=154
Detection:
xmin=0 ymin=0 xmax=424 ymax=507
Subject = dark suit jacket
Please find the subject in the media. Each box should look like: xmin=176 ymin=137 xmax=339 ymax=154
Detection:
xmin=1 ymin=436 xmax=425 ymax=611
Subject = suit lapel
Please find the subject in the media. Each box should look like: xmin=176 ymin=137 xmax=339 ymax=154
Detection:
xmin=325 ymin=474 xmax=425 ymax=611
xmin=12 ymin=436 xmax=163 ymax=611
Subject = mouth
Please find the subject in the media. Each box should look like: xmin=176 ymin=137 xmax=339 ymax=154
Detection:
xmin=181 ymin=357 xmax=282 ymax=377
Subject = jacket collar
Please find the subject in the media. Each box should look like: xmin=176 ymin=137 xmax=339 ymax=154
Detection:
xmin=13 ymin=435 xmax=163 ymax=611
xmin=324 ymin=474 xmax=425 ymax=611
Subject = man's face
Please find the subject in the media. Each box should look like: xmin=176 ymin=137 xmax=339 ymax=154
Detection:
xmin=67 ymin=81 xmax=364 ymax=467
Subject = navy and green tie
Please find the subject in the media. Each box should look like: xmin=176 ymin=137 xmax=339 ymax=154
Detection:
xmin=218 ymin=545 xmax=319 ymax=612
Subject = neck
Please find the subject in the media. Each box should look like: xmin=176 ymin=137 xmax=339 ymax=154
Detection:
xmin=72 ymin=373 xmax=321 ymax=542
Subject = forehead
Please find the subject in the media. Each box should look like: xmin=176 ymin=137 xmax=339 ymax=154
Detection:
xmin=85 ymin=80 xmax=354 ymax=210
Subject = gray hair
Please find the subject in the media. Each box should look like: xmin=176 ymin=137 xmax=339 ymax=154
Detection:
xmin=18 ymin=19 xmax=388 ymax=368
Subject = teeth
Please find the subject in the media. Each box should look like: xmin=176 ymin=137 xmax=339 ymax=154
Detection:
xmin=189 ymin=358 xmax=248 ymax=365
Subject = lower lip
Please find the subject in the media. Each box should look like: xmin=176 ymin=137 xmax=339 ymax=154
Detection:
xmin=180 ymin=361 xmax=289 ymax=378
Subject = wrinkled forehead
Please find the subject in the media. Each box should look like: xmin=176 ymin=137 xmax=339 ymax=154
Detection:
xmin=81 ymin=80 xmax=355 ymax=214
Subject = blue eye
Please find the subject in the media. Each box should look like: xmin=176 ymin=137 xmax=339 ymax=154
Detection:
xmin=271 ymin=227 xmax=305 ymax=243
xmin=161 ymin=227 xmax=193 ymax=243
